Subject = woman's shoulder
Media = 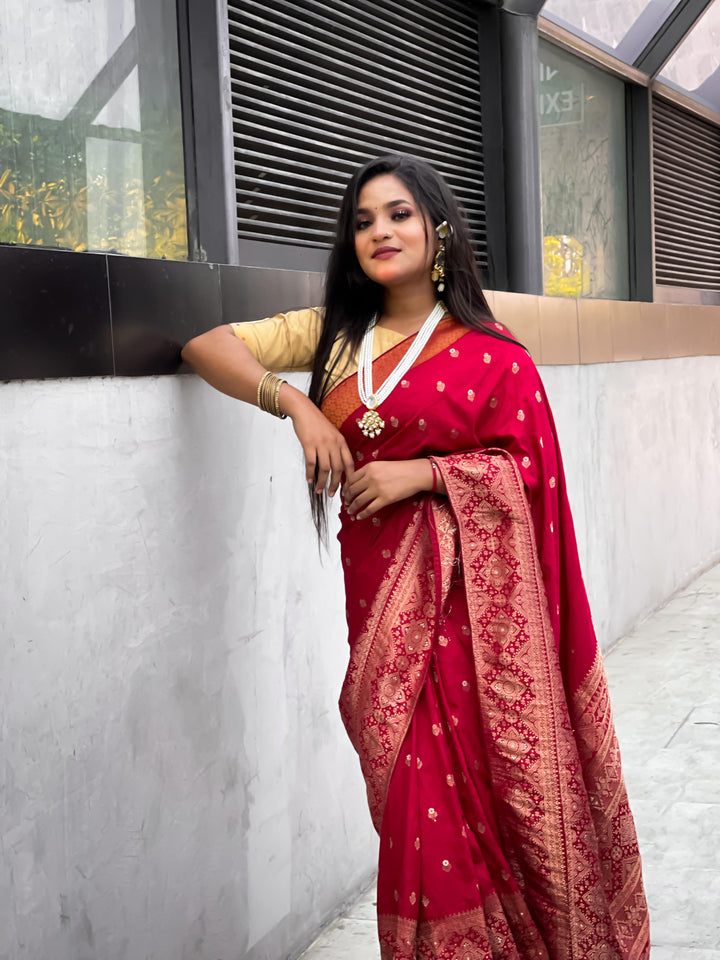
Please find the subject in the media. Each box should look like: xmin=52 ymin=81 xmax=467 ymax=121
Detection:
xmin=230 ymin=306 xmax=324 ymax=372
xmin=457 ymin=321 xmax=545 ymax=397
xmin=459 ymin=319 xmax=533 ymax=364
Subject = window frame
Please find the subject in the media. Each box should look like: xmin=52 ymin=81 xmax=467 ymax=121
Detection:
xmin=539 ymin=9 xmax=720 ymax=302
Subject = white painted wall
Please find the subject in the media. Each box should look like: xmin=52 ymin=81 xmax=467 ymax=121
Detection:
xmin=1 ymin=354 xmax=719 ymax=960
xmin=0 ymin=373 xmax=377 ymax=960
xmin=541 ymin=357 xmax=720 ymax=649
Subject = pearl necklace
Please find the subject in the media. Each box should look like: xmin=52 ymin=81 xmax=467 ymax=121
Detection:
xmin=356 ymin=302 xmax=446 ymax=438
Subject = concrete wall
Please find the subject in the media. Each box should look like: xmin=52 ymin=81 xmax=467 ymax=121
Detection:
xmin=2 ymin=354 xmax=720 ymax=960
xmin=0 ymin=373 xmax=377 ymax=960
xmin=542 ymin=356 xmax=720 ymax=649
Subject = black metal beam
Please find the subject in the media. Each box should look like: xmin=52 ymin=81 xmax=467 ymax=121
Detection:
xmin=176 ymin=0 xmax=238 ymax=264
xmin=634 ymin=0 xmax=714 ymax=78
xmin=501 ymin=0 xmax=547 ymax=15
xmin=499 ymin=8 xmax=544 ymax=294
xmin=64 ymin=29 xmax=138 ymax=130
xmin=626 ymin=86 xmax=655 ymax=301
xmin=475 ymin=5 xmax=508 ymax=290
xmin=175 ymin=0 xmax=201 ymax=262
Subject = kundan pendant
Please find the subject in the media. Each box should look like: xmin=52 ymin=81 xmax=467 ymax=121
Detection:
xmin=357 ymin=408 xmax=385 ymax=438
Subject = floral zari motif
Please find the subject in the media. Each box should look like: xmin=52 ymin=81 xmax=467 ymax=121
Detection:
xmin=339 ymin=502 xmax=454 ymax=827
xmin=437 ymin=452 xmax=649 ymax=959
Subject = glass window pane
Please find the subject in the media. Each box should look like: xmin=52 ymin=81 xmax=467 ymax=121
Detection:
xmin=541 ymin=0 xmax=683 ymax=64
xmin=659 ymin=1 xmax=720 ymax=113
xmin=0 ymin=1 xmax=188 ymax=259
xmin=539 ymin=41 xmax=630 ymax=300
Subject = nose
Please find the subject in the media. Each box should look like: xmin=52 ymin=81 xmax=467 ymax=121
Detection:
xmin=371 ymin=216 xmax=392 ymax=241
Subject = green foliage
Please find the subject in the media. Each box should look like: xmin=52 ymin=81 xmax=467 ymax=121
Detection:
xmin=0 ymin=108 xmax=188 ymax=259
xmin=0 ymin=165 xmax=188 ymax=259
xmin=543 ymin=235 xmax=585 ymax=298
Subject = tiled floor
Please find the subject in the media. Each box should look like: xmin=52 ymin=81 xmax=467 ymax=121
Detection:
xmin=301 ymin=562 xmax=720 ymax=959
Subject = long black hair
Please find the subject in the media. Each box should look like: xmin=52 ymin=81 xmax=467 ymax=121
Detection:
xmin=308 ymin=153 xmax=519 ymax=539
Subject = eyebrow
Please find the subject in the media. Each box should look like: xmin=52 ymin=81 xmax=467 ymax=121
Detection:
xmin=356 ymin=199 xmax=414 ymax=214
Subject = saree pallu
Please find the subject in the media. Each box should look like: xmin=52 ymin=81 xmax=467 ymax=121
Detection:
xmin=322 ymin=319 xmax=649 ymax=960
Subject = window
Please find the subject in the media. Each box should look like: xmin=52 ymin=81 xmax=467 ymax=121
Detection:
xmin=659 ymin=1 xmax=720 ymax=114
xmin=229 ymin=0 xmax=488 ymax=270
xmin=541 ymin=0 xmax=683 ymax=65
xmin=653 ymin=96 xmax=720 ymax=289
xmin=538 ymin=41 xmax=630 ymax=300
xmin=0 ymin=0 xmax=187 ymax=259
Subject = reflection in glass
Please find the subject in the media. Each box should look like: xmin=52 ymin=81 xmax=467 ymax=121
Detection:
xmin=538 ymin=42 xmax=630 ymax=300
xmin=659 ymin=2 xmax=720 ymax=114
xmin=0 ymin=1 xmax=187 ymax=259
xmin=541 ymin=0 xmax=682 ymax=64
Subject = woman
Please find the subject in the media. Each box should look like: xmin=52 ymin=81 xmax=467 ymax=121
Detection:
xmin=182 ymin=155 xmax=649 ymax=960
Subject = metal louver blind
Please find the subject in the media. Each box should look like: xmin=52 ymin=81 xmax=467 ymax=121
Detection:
xmin=653 ymin=96 xmax=720 ymax=289
xmin=228 ymin=0 xmax=487 ymax=268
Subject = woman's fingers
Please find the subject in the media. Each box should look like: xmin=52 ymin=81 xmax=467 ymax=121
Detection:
xmin=306 ymin=441 xmax=356 ymax=497
xmin=297 ymin=416 xmax=356 ymax=496
xmin=315 ymin=453 xmax=331 ymax=494
xmin=355 ymin=497 xmax=383 ymax=520
xmin=305 ymin=446 xmax=317 ymax=486
xmin=294 ymin=407 xmax=355 ymax=495
xmin=305 ymin=447 xmax=326 ymax=492
xmin=346 ymin=480 xmax=377 ymax=516
xmin=348 ymin=485 xmax=373 ymax=512
xmin=345 ymin=460 xmax=430 ymax=517
xmin=340 ymin=442 xmax=356 ymax=482
xmin=343 ymin=468 xmax=368 ymax=504
xmin=328 ymin=447 xmax=347 ymax=498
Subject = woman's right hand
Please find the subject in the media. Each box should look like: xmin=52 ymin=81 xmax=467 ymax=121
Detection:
xmin=281 ymin=387 xmax=355 ymax=496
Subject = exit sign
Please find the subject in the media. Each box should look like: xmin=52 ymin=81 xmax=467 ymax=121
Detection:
xmin=539 ymin=63 xmax=585 ymax=127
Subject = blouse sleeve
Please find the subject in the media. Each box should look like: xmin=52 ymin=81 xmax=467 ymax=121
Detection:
xmin=230 ymin=307 xmax=323 ymax=373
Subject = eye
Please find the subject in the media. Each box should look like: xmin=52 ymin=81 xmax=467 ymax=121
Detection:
xmin=355 ymin=218 xmax=371 ymax=231
xmin=392 ymin=209 xmax=412 ymax=221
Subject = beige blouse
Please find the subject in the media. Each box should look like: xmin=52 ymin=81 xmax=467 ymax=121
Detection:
xmin=230 ymin=308 xmax=408 ymax=392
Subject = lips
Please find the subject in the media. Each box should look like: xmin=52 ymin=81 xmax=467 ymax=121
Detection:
xmin=372 ymin=246 xmax=400 ymax=259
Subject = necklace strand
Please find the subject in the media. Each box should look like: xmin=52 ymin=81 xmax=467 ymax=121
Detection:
xmin=355 ymin=302 xmax=445 ymax=438
xmin=358 ymin=302 xmax=445 ymax=410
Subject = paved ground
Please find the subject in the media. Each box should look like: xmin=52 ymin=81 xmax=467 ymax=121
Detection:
xmin=300 ymin=561 xmax=720 ymax=959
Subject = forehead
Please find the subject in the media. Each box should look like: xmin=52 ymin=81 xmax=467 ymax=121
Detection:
xmin=357 ymin=173 xmax=415 ymax=210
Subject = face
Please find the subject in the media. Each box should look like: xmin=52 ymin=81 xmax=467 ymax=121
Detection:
xmin=353 ymin=174 xmax=436 ymax=290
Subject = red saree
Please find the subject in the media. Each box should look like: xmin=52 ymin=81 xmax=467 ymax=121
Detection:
xmin=322 ymin=318 xmax=649 ymax=960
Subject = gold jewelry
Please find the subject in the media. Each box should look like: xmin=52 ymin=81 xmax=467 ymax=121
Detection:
xmin=357 ymin=302 xmax=446 ymax=438
xmin=431 ymin=220 xmax=452 ymax=293
xmin=257 ymin=371 xmax=288 ymax=419
xmin=431 ymin=246 xmax=446 ymax=293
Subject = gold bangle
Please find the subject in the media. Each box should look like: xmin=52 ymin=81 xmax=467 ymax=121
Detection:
xmin=258 ymin=372 xmax=270 ymax=411
xmin=257 ymin=371 xmax=287 ymax=419
xmin=258 ymin=371 xmax=273 ymax=412
xmin=272 ymin=377 xmax=283 ymax=418
xmin=257 ymin=371 xmax=273 ymax=414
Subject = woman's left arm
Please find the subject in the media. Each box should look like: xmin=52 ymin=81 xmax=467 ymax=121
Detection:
xmin=343 ymin=458 xmax=446 ymax=519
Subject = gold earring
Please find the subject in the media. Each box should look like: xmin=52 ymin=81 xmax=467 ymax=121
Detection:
xmin=432 ymin=220 xmax=452 ymax=293
xmin=431 ymin=245 xmax=446 ymax=293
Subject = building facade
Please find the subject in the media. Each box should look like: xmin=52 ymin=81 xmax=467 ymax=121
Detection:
xmin=2 ymin=3 xmax=720 ymax=959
